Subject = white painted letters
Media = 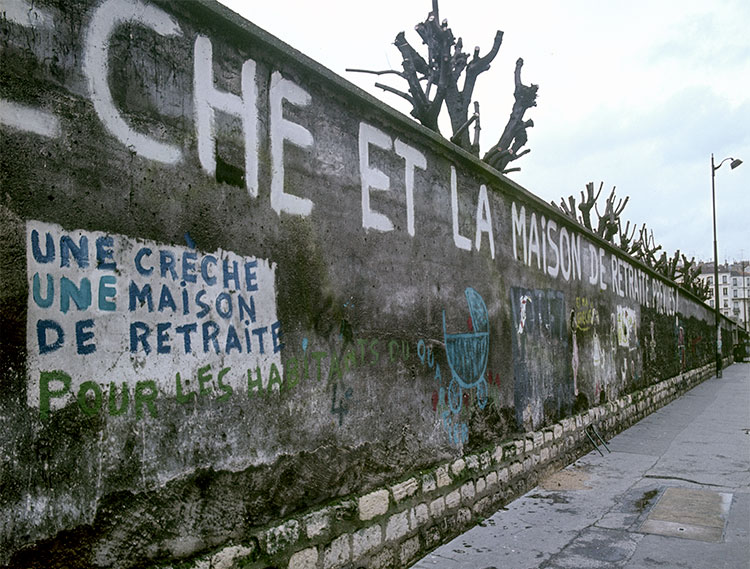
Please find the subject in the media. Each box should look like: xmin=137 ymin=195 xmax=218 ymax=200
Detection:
xmin=394 ymin=139 xmax=426 ymax=237
xmin=84 ymin=0 xmax=183 ymax=164
xmin=511 ymin=202 xmax=527 ymax=263
xmin=588 ymin=244 xmax=599 ymax=286
xmin=451 ymin=166 xmax=472 ymax=251
xmin=527 ymin=212 xmax=540 ymax=269
xmin=474 ymin=185 xmax=495 ymax=259
xmin=269 ymin=72 xmax=315 ymax=216
xmin=546 ymin=219 xmax=560 ymax=278
xmin=559 ymin=227 xmax=571 ymax=280
xmin=194 ymin=35 xmax=259 ymax=197
xmin=359 ymin=124 xmax=394 ymax=232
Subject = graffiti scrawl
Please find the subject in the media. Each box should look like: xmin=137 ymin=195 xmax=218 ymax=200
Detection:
xmin=570 ymin=310 xmax=579 ymax=396
xmin=616 ymin=305 xmax=637 ymax=349
xmin=517 ymin=295 xmax=532 ymax=334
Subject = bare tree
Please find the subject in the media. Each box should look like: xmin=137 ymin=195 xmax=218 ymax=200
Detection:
xmin=348 ymin=0 xmax=519 ymax=160
xmin=618 ymin=220 xmax=638 ymax=255
xmin=553 ymin=183 xmax=626 ymax=243
xmin=635 ymin=224 xmax=662 ymax=267
xmin=556 ymin=195 xmax=580 ymax=224
xmin=594 ymin=187 xmax=628 ymax=242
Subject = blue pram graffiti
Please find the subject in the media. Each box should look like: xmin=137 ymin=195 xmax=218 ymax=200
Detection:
xmin=442 ymin=287 xmax=490 ymax=415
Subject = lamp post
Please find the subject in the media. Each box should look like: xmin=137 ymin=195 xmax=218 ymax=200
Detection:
xmin=743 ymin=257 xmax=749 ymax=333
xmin=711 ymin=154 xmax=742 ymax=378
xmin=742 ymin=256 xmax=749 ymax=333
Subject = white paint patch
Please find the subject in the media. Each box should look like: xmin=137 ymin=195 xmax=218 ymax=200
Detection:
xmin=0 ymin=99 xmax=60 ymax=138
xmin=0 ymin=1 xmax=60 ymax=139
xmin=616 ymin=305 xmax=637 ymax=348
xmin=26 ymin=221 xmax=281 ymax=412
xmin=3 ymin=0 xmax=54 ymax=27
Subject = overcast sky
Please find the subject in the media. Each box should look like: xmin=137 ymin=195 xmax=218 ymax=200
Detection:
xmin=219 ymin=0 xmax=750 ymax=266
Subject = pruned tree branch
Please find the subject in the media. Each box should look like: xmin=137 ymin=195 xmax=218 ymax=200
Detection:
xmin=618 ymin=220 xmax=637 ymax=252
xmin=578 ymin=182 xmax=603 ymax=231
xmin=346 ymin=68 xmax=406 ymax=79
xmin=483 ymin=57 xmax=537 ymax=173
xmin=444 ymin=30 xmax=503 ymax=150
xmin=471 ymin=101 xmax=481 ymax=149
xmin=393 ymin=31 xmax=443 ymax=130
xmin=374 ymin=82 xmax=414 ymax=105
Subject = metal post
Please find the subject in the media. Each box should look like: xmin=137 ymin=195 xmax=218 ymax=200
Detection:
xmin=585 ymin=428 xmax=604 ymax=457
xmin=711 ymin=153 xmax=722 ymax=378
xmin=743 ymin=257 xmax=748 ymax=333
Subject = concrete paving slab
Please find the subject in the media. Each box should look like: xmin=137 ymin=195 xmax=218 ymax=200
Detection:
xmin=542 ymin=527 xmax=643 ymax=568
xmin=640 ymin=487 xmax=731 ymax=536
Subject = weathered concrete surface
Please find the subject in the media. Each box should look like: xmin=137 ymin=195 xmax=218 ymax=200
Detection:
xmin=410 ymin=362 xmax=750 ymax=569
xmin=0 ymin=0 xmax=742 ymax=566
xmin=639 ymin=487 xmax=731 ymax=542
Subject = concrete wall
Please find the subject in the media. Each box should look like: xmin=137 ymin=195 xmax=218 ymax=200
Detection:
xmin=0 ymin=1 xmax=738 ymax=567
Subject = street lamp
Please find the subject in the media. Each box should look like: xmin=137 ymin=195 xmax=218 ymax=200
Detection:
xmin=711 ymin=154 xmax=742 ymax=378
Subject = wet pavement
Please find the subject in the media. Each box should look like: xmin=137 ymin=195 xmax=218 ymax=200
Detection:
xmin=410 ymin=363 xmax=750 ymax=569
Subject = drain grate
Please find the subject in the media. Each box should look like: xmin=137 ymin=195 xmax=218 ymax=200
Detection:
xmin=639 ymin=487 xmax=732 ymax=542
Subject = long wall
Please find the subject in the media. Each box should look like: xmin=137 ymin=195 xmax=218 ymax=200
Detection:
xmin=0 ymin=1 xmax=738 ymax=567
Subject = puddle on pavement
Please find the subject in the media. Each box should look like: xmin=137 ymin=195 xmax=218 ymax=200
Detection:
xmin=634 ymin=489 xmax=659 ymax=512
xmin=528 ymin=492 xmax=571 ymax=504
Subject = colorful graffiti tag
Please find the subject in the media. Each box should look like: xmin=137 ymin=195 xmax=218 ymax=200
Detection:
xmin=438 ymin=288 xmax=491 ymax=444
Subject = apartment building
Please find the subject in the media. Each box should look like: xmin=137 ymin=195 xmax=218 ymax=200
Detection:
xmin=698 ymin=261 xmax=750 ymax=329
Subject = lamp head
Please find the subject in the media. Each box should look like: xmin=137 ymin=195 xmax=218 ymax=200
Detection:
xmin=730 ymin=158 xmax=743 ymax=169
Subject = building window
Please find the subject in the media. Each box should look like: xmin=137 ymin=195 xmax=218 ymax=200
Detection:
xmin=709 ymin=299 xmax=714 ymax=307
xmin=707 ymin=276 xmax=713 ymax=285
xmin=724 ymin=300 xmax=729 ymax=308
xmin=722 ymin=275 xmax=728 ymax=284
xmin=734 ymin=289 xmax=738 ymax=298
xmin=723 ymin=287 xmax=728 ymax=295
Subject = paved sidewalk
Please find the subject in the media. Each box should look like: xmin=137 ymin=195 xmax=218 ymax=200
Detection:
xmin=411 ymin=363 xmax=750 ymax=569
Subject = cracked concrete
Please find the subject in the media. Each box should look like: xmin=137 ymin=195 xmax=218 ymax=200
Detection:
xmin=410 ymin=363 xmax=750 ymax=569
